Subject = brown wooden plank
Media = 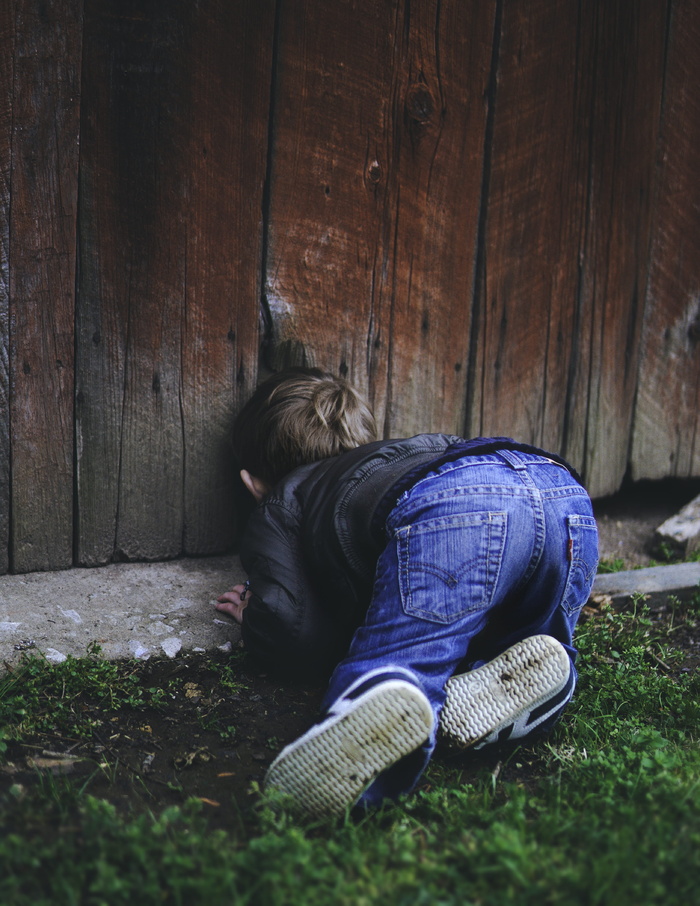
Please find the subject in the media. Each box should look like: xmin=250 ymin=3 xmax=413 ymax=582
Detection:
xmin=9 ymin=0 xmax=81 ymax=572
xmin=179 ymin=0 xmax=273 ymax=554
xmin=471 ymin=0 xmax=667 ymax=497
xmin=0 ymin=4 xmax=13 ymax=574
xmin=77 ymin=0 xmax=190 ymax=564
xmin=466 ymin=0 xmax=588 ymax=457
xmin=571 ymin=1 xmax=668 ymax=497
xmin=631 ymin=0 xmax=700 ymax=481
xmin=77 ymin=0 xmax=270 ymax=564
xmin=265 ymin=0 xmax=494 ymax=437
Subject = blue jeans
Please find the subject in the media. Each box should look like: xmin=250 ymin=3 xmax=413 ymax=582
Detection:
xmin=321 ymin=450 xmax=599 ymax=805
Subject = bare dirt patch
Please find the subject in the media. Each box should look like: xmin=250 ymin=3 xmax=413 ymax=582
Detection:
xmin=593 ymin=477 xmax=700 ymax=568
xmin=1 ymin=653 xmax=326 ymax=832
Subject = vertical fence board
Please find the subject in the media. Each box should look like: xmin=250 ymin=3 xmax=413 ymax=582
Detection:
xmin=9 ymin=0 xmax=81 ymax=572
xmin=179 ymin=0 xmax=272 ymax=554
xmin=77 ymin=1 xmax=190 ymax=563
xmin=264 ymin=0 xmax=402 ymax=399
xmin=77 ymin=0 xmax=270 ymax=564
xmin=470 ymin=0 xmax=666 ymax=498
xmin=265 ymin=0 xmax=494 ymax=437
xmin=631 ymin=0 xmax=700 ymax=480
xmin=564 ymin=1 xmax=667 ymax=497
xmin=0 ymin=4 xmax=13 ymax=574
xmin=372 ymin=0 xmax=494 ymax=436
xmin=467 ymin=1 xmax=589 ymax=459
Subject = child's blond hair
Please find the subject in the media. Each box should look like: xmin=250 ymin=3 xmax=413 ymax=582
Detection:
xmin=232 ymin=367 xmax=378 ymax=485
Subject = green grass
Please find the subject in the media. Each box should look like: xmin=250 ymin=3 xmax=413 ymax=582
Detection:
xmin=1 ymin=595 xmax=699 ymax=905
xmin=597 ymin=557 xmax=628 ymax=573
xmin=0 ymin=642 xmax=165 ymax=741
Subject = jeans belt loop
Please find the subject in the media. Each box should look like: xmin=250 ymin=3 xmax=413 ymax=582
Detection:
xmin=496 ymin=448 xmax=526 ymax=470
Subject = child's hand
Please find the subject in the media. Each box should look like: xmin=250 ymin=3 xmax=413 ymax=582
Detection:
xmin=215 ymin=583 xmax=250 ymax=625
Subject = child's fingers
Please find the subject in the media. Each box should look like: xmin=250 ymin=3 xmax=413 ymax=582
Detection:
xmin=214 ymin=595 xmax=247 ymax=624
xmin=216 ymin=592 xmax=236 ymax=604
xmin=216 ymin=585 xmax=247 ymax=603
xmin=215 ymin=583 xmax=250 ymax=624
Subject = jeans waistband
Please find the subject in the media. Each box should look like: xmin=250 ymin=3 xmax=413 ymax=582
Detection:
xmin=495 ymin=449 xmax=570 ymax=471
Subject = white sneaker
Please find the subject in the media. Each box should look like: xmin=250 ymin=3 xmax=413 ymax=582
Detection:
xmin=265 ymin=674 xmax=434 ymax=817
xmin=440 ymin=635 xmax=574 ymax=750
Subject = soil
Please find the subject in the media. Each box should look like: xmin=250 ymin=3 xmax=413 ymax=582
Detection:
xmin=593 ymin=476 xmax=700 ymax=568
xmin=2 ymin=654 xmax=327 ymax=833
xmin=2 ymin=479 xmax=699 ymax=833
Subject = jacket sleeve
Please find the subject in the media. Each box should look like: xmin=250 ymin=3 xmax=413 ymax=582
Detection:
xmin=239 ymin=496 xmax=349 ymax=679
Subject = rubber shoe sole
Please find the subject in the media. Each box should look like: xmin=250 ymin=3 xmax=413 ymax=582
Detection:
xmin=440 ymin=635 xmax=573 ymax=750
xmin=264 ymin=679 xmax=434 ymax=817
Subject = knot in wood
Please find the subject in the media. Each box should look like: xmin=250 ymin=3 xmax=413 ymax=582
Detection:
xmin=405 ymin=85 xmax=435 ymax=124
xmin=367 ymin=160 xmax=382 ymax=184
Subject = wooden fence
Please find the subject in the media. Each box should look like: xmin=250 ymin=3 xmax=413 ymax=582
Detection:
xmin=1 ymin=0 xmax=698 ymax=574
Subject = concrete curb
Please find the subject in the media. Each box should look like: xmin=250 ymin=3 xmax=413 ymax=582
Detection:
xmin=591 ymin=561 xmax=700 ymax=608
xmin=0 ymin=555 xmax=244 ymax=672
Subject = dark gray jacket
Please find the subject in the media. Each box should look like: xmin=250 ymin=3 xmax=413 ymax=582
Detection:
xmin=239 ymin=434 xmax=460 ymax=677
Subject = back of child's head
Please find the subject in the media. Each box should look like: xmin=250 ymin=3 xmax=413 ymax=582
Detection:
xmin=232 ymin=367 xmax=378 ymax=485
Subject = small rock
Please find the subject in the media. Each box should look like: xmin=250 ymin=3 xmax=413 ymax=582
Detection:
xmin=161 ymin=637 xmax=182 ymax=658
xmin=44 ymin=648 xmax=67 ymax=664
xmin=655 ymin=493 xmax=700 ymax=558
xmin=58 ymin=607 xmax=83 ymax=625
xmin=129 ymin=641 xmax=151 ymax=660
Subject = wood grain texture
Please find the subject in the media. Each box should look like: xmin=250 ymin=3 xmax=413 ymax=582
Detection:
xmin=563 ymin=1 xmax=667 ymax=497
xmin=2 ymin=0 xmax=698 ymax=575
xmin=0 ymin=3 xmax=13 ymax=574
xmin=9 ymin=0 xmax=81 ymax=572
xmin=265 ymin=0 xmax=494 ymax=437
xmin=471 ymin=0 xmax=666 ymax=498
xmin=77 ymin=0 xmax=185 ymax=564
xmin=467 ymin=0 xmax=588 ymax=455
xmin=179 ymin=0 xmax=272 ymax=554
xmin=631 ymin=0 xmax=700 ymax=480
xmin=76 ymin=0 xmax=270 ymax=564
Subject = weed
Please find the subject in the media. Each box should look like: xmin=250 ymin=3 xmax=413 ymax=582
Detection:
xmin=208 ymin=651 xmax=250 ymax=696
xmin=597 ymin=557 xmax=627 ymax=573
xmin=0 ymin=646 xmax=164 ymax=748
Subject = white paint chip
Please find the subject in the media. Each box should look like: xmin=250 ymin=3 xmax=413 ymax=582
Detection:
xmin=58 ymin=607 xmax=83 ymax=625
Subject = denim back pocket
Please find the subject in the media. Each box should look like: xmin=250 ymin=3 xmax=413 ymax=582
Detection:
xmin=396 ymin=512 xmax=507 ymax=625
xmin=561 ymin=515 xmax=599 ymax=617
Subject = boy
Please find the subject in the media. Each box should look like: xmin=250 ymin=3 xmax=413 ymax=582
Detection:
xmin=217 ymin=368 xmax=598 ymax=816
